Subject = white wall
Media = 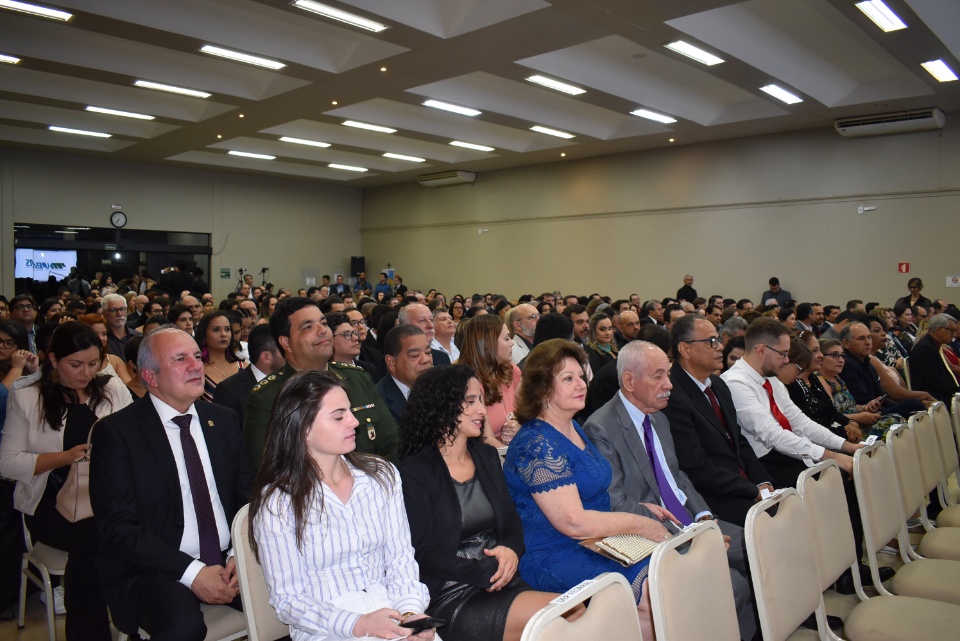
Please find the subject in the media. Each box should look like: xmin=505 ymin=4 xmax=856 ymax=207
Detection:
xmin=0 ymin=149 xmax=362 ymax=298
xmin=361 ymin=122 xmax=960 ymax=307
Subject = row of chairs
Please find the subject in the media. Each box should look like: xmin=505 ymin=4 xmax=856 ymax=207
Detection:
xmin=20 ymin=394 xmax=960 ymax=640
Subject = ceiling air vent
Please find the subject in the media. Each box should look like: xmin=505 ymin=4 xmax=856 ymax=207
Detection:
xmin=835 ymin=108 xmax=945 ymax=138
xmin=417 ymin=170 xmax=476 ymax=187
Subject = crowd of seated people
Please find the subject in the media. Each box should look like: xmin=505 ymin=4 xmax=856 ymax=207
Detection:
xmin=1 ymin=269 xmax=959 ymax=640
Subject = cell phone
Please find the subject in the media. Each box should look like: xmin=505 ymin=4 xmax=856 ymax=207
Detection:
xmin=399 ymin=616 xmax=447 ymax=634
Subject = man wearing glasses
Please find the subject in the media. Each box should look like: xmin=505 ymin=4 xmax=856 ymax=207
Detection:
xmin=721 ymin=318 xmax=861 ymax=489
xmin=103 ymin=293 xmax=141 ymax=359
xmin=9 ymin=294 xmax=38 ymax=354
xmin=509 ymin=303 xmax=540 ymax=364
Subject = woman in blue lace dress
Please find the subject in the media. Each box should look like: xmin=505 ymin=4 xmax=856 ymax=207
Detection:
xmin=503 ymin=339 xmax=671 ymax=640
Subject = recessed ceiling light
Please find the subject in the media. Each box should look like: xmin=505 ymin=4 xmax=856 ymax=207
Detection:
xmin=328 ymin=163 xmax=368 ymax=172
xmin=0 ymin=0 xmax=71 ymax=21
xmin=331 ymin=100 xmax=338 ymax=105
xmin=134 ymin=80 xmax=211 ymax=99
xmin=854 ymin=0 xmax=907 ymax=32
xmin=380 ymin=67 xmax=387 ymax=72
xmin=663 ymin=41 xmax=724 ymax=66
xmin=238 ymin=114 xmax=244 ymax=118
xmin=669 ymin=138 xmax=675 ymax=143
xmin=228 ymin=150 xmax=275 ymax=160
xmin=279 ymin=136 xmax=331 ymax=148
xmin=86 ymin=106 xmax=155 ymax=120
xmin=342 ymin=120 xmax=396 ymax=134
xmin=0 ymin=53 xmax=21 ymax=64
xmin=759 ymin=84 xmax=803 ymax=104
xmin=631 ymin=109 xmax=678 ymax=124
xmin=450 ymin=140 xmax=495 ymax=152
xmin=920 ymin=59 xmax=958 ymax=82
xmin=200 ymin=45 xmax=286 ymax=70
xmin=525 ymin=75 xmax=586 ymax=96
xmin=530 ymin=125 xmax=575 ymax=139
xmin=291 ymin=0 xmax=388 ymax=32
xmin=560 ymin=152 xmax=566 ymax=157
xmin=217 ymin=134 xmax=222 ymax=139
xmin=383 ymin=152 xmax=425 ymax=162
xmin=423 ymin=99 xmax=481 ymax=117
xmin=49 ymin=125 xmax=111 ymax=138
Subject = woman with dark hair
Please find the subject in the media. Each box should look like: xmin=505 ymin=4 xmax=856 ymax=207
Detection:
xmin=534 ymin=300 xmax=553 ymax=316
xmin=894 ymin=277 xmax=932 ymax=312
xmin=455 ymin=315 xmax=521 ymax=447
xmin=259 ymin=293 xmax=278 ymax=322
xmin=721 ymin=336 xmax=745 ymax=373
xmin=0 ymin=322 xmax=132 ymax=640
xmin=79 ymin=313 xmax=133 ymax=384
xmin=195 ymin=310 xmax=243 ymax=402
xmin=250 ymin=370 xmax=435 ymax=641
xmin=1 ymin=321 xmax=40 ymax=428
xmin=494 ymin=299 xmax=512 ymax=319
xmin=584 ymin=312 xmax=618 ymax=376
xmin=503 ymin=339 xmax=669 ymax=641
xmin=777 ymin=308 xmax=797 ymax=331
xmin=39 ymin=297 xmax=65 ymax=322
xmin=817 ymin=338 xmax=885 ymax=430
xmin=397 ymin=365 xmax=576 ymax=641
xmin=450 ymin=299 xmax=465 ymax=326
xmin=168 ymin=303 xmax=194 ymax=333
xmin=376 ymin=310 xmax=399 ymax=355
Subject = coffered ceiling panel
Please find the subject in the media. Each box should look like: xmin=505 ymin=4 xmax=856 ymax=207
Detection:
xmin=0 ymin=99 xmax=179 ymax=138
xmin=0 ymin=123 xmax=136 ymax=152
xmin=905 ymin=0 xmax=960 ymax=62
xmin=208 ymin=136 xmax=435 ymax=172
xmin=341 ymin=0 xmax=550 ymax=38
xmin=167 ymin=150 xmax=373 ymax=181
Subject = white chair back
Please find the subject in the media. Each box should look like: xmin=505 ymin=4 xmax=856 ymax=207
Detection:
xmin=231 ymin=504 xmax=290 ymax=641
xmin=520 ymin=573 xmax=642 ymax=641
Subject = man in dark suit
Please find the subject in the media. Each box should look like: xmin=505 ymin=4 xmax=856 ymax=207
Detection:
xmin=582 ymin=340 xmax=756 ymax=641
xmin=91 ymin=327 xmax=253 ymax=640
xmin=909 ymin=313 xmax=960 ymax=404
xmin=375 ymin=325 xmax=434 ymax=420
xmin=399 ymin=302 xmax=450 ymax=365
xmin=662 ymin=316 xmax=773 ymax=526
xmin=211 ymin=324 xmax=285 ymax=423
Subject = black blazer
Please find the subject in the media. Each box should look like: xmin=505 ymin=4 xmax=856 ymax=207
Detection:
xmin=375 ymin=375 xmax=407 ymax=421
xmin=396 ymin=442 xmax=525 ymax=600
xmin=210 ymin=366 xmax=257 ymax=423
xmin=909 ymin=334 xmax=960 ymax=404
xmin=662 ymin=362 xmax=770 ymax=526
xmin=90 ymin=396 xmax=253 ymax=633
xmin=431 ymin=350 xmax=451 ymax=366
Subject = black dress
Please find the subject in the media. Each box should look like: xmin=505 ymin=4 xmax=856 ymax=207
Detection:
xmin=786 ymin=377 xmax=850 ymax=439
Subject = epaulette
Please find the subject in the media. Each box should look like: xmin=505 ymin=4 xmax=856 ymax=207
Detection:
xmin=330 ymin=361 xmax=364 ymax=371
xmin=250 ymin=371 xmax=283 ymax=392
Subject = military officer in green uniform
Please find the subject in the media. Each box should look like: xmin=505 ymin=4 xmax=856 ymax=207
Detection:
xmin=244 ymin=297 xmax=398 ymax=471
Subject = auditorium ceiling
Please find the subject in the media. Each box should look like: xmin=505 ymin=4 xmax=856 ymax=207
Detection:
xmin=0 ymin=0 xmax=957 ymax=187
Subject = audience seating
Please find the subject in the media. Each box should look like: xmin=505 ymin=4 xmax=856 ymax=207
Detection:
xmin=18 ymin=515 xmax=66 ymax=641
xmin=952 ymin=394 xmax=960 ymax=451
xmin=903 ymin=356 xmax=912 ymax=390
xmin=649 ymin=520 xmax=739 ymax=641
xmin=793 ymin=460 xmax=960 ymax=640
xmin=231 ymin=504 xmax=289 ymax=641
xmin=519 ymin=572 xmax=641 ymax=641
xmin=116 ymin=606 xmax=247 ymax=641
xmin=912 ymin=407 xmax=960 ymax=528
xmin=853 ymin=440 xmax=960 ymax=607
xmin=930 ymin=401 xmax=960 ymax=510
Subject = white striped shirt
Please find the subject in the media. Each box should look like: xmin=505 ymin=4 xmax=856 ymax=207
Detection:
xmin=253 ymin=460 xmax=429 ymax=641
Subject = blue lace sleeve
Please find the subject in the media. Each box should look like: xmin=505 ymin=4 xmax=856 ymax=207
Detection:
xmin=511 ymin=429 xmax=574 ymax=494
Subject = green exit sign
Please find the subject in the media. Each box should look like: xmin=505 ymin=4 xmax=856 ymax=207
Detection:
xmin=220 ymin=268 xmax=231 ymax=279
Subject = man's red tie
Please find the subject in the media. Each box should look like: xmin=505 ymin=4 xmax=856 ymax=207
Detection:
xmin=762 ymin=380 xmax=793 ymax=432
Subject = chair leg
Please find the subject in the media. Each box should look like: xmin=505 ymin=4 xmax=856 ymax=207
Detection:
xmin=18 ymin=557 xmax=27 ymax=628
xmin=41 ymin=569 xmax=56 ymax=641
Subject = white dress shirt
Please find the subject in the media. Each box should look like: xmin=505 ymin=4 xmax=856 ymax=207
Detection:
xmin=720 ymin=359 xmax=846 ymax=465
xmin=253 ymin=461 xmax=428 ymax=641
xmin=618 ymin=392 xmax=710 ymax=521
xmin=250 ymin=363 xmax=269 ymax=383
xmin=392 ymin=376 xmax=412 ymax=400
xmin=150 ymin=395 xmax=231 ymax=588
xmin=430 ymin=337 xmax=460 ymax=363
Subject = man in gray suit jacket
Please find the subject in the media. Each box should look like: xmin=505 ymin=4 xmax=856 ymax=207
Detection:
xmin=583 ymin=341 xmax=756 ymax=641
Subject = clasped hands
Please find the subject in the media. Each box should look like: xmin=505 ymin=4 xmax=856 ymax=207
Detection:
xmin=191 ymin=558 xmax=239 ymax=604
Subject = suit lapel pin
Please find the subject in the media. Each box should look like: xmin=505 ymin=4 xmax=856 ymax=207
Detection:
xmin=208 ymin=420 xmax=214 ymax=427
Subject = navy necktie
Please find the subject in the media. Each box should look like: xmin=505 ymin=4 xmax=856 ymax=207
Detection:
xmin=642 ymin=415 xmax=692 ymax=526
xmin=172 ymin=414 xmax=221 ymax=566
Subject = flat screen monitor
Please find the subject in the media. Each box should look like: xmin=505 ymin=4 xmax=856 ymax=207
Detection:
xmin=14 ymin=248 xmax=78 ymax=281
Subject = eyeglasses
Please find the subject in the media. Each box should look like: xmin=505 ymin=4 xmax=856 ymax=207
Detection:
xmin=521 ymin=313 xmax=541 ymax=322
xmin=348 ymin=319 xmax=367 ymax=327
xmin=685 ymin=336 xmax=722 ymax=349
xmin=334 ymin=330 xmax=360 ymax=340
xmin=763 ymin=344 xmax=790 ymax=361
xmin=822 ymin=352 xmax=845 ymax=361
xmin=0 ymin=339 xmax=17 ymax=349
xmin=104 ymin=307 xmax=127 ymax=315
xmin=12 ymin=304 xmax=35 ymax=312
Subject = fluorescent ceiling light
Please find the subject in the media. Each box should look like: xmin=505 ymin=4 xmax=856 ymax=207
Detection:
xmin=663 ymin=41 xmax=724 ymax=66
xmin=279 ymin=136 xmax=331 ymax=148
xmin=525 ymin=75 xmax=586 ymax=96
xmin=328 ymin=163 xmax=368 ymax=172
xmin=450 ymin=140 xmax=494 ymax=152
xmin=383 ymin=152 xmax=425 ymax=162
xmin=759 ymin=84 xmax=803 ymax=104
xmin=0 ymin=0 xmax=71 ymax=21
xmin=422 ymin=100 xmax=481 ymax=117
xmin=49 ymin=125 xmax=111 ymax=137
xmin=134 ymin=80 xmax=211 ymax=99
xmin=342 ymin=120 xmax=396 ymax=134
xmin=0 ymin=53 xmax=20 ymax=64
xmin=228 ymin=150 xmax=275 ymax=160
xmin=630 ymin=109 xmax=677 ymax=124
xmin=530 ymin=125 xmax=575 ymax=139
xmin=291 ymin=0 xmax=387 ymax=32
xmin=200 ymin=45 xmax=285 ymax=70
xmin=854 ymin=0 xmax=907 ymax=32
xmin=920 ymin=59 xmax=958 ymax=82
xmin=86 ymin=106 xmax=155 ymax=120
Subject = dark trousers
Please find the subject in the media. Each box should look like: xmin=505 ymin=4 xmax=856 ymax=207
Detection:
xmin=132 ymin=574 xmax=241 ymax=641
xmin=24 ymin=487 xmax=111 ymax=641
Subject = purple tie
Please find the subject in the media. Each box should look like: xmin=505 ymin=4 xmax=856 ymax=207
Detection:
xmin=172 ymin=414 xmax=222 ymax=566
xmin=642 ymin=415 xmax=692 ymax=526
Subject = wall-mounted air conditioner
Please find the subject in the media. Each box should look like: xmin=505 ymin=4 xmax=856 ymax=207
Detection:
xmin=417 ymin=171 xmax=476 ymax=187
xmin=835 ymin=108 xmax=945 ymax=138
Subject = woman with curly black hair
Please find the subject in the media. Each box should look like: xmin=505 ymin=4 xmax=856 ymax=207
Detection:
xmin=397 ymin=365 xmax=576 ymax=641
